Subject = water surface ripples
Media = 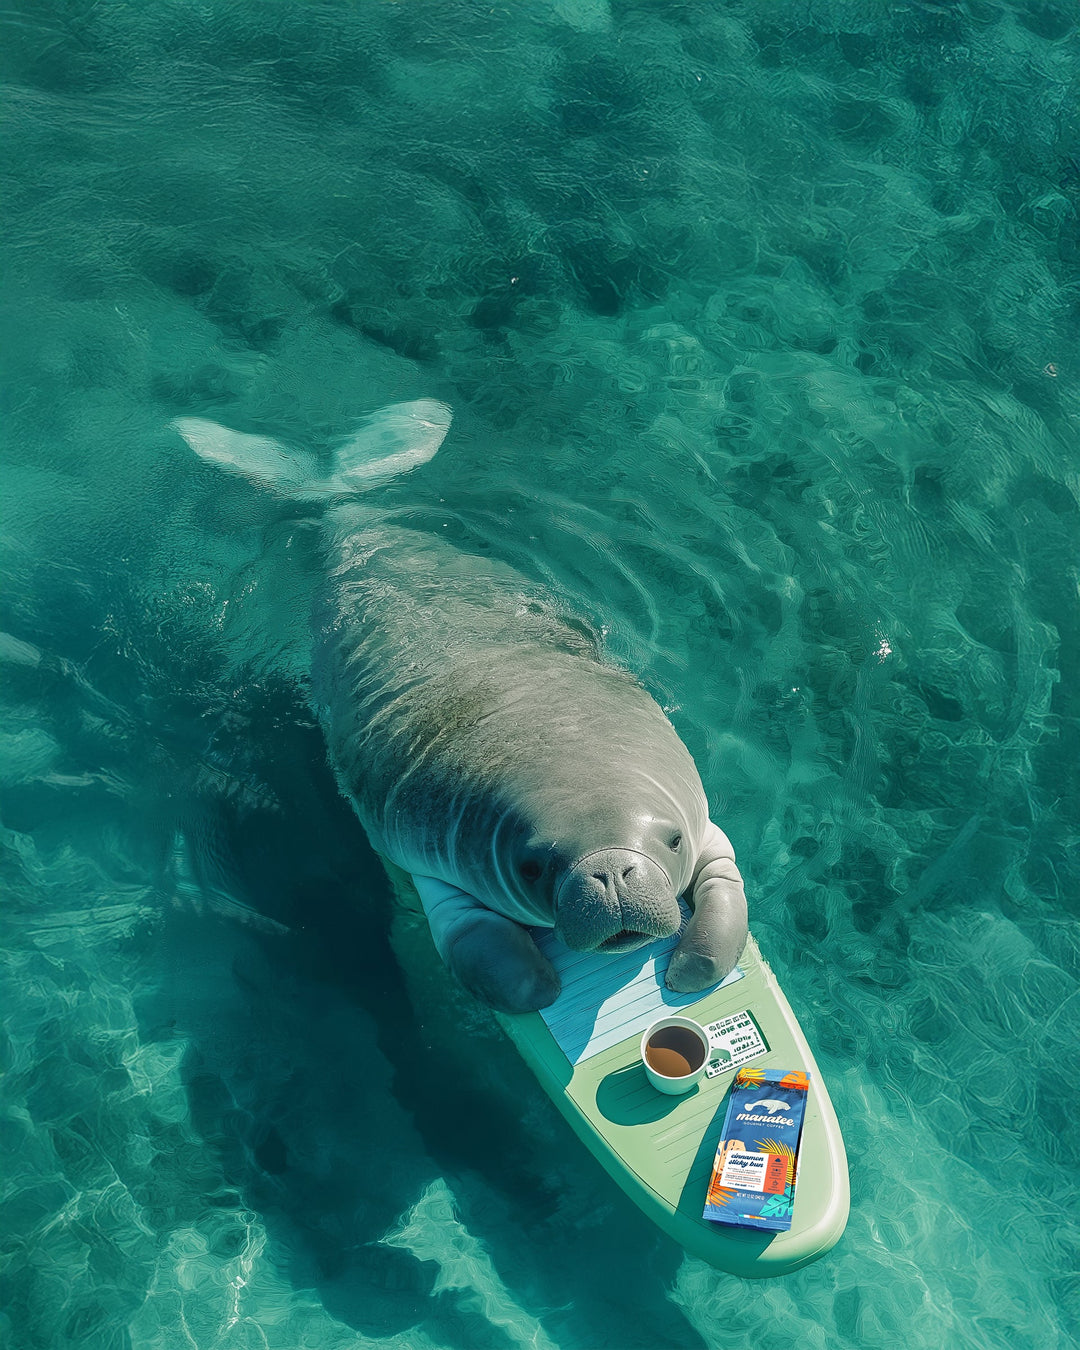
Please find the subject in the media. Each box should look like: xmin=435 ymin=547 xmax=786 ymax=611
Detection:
xmin=2 ymin=2 xmax=1078 ymax=1348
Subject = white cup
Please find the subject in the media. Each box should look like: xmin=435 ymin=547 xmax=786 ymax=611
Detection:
xmin=640 ymin=1015 xmax=726 ymax=1095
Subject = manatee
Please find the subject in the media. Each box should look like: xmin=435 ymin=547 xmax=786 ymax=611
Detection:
xmin=175 ymin=401 xmax=748 ymax=1012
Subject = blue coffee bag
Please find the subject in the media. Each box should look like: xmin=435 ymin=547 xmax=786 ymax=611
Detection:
xmin=703 ymin=1067 xmax=810 ymax=1233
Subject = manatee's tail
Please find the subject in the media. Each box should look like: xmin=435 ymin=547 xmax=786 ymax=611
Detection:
xmin=173 ymin=399 xmax=451 ymax=497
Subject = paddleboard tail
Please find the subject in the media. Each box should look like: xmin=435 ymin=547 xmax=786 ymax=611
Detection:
xmin=173 ymin=399 xmax=452 ymax=498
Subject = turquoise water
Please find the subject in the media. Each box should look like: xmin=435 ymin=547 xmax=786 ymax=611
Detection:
xmin=2 ymin=1 xmax=1078 ymax=1346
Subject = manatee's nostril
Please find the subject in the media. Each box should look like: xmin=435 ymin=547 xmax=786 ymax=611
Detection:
xmin=591 ymin=864 xmax=636 ymax=885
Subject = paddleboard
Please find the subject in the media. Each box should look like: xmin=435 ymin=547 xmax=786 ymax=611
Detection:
xmin=384 ymin=860 xmax=848 ymax=1277
xmin=493 ymin=927 xmax=849 ymax=1278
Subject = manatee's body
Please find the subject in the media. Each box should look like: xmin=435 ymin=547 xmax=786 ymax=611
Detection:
xmin=177 ymin=403 xmax=748 ymax=1011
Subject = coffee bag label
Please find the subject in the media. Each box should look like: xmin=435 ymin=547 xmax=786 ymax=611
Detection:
xmin=718 ymin=1148 xmax=788 ymax=1194
xmin=703 ymin=1067 xmax=810 ymax=1233
xmin=703 ymin=1010 xmax=769 ymax=1078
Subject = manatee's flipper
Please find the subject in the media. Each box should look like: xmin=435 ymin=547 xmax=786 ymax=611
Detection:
xmin=666 ymin=821 xmax=748 ymax=993
xmin=173 ymin=399 xmax=451 ymax=498
xmin=412 ymin=874 xmax=561 ymax=1013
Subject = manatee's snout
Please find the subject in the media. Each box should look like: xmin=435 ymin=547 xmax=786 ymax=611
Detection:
xmin=555 ymin=849 xmax=681 ymax=953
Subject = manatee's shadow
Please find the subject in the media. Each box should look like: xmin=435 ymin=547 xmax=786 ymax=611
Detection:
xmin=164 ymin=722 xmax=445 ymax=1331
xmin=160 ymin=679 xmax=705 ymax=1349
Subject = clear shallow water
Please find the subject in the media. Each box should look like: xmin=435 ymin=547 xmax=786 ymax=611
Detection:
xmin=1 ymin=1 xmax=1078 ymax=1346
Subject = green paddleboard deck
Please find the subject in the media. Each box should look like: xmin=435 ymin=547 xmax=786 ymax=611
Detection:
xmin=494 ymin=932 xmax=849 ymax=1278
xmin=382 ymin=859 xmax=848 ymax=1278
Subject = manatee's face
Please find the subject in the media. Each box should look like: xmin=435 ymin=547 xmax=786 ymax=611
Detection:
xmin=474 ymin=674 xmax=712 ymax=950
xmin=554 ymin=840 xmax=684 ymax=954
xmin=404 ymin=651 xmax=711 ymax=951
xmin=505 ymin=797 xmax=703 ymax=954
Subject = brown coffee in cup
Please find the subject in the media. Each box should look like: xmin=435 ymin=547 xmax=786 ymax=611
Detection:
xmin=644 ymin=1025 xmax=707 ymax=1078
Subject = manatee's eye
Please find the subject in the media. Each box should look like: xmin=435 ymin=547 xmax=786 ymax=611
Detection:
xmin=519 ymin=860 xmax=542 ymax=882
xmin=669 ymin=833 xmax=683 ymax=852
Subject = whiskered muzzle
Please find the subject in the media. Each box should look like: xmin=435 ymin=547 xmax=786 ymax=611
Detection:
xmin=554 ymin=849 xmax=680 ymax=953
xmin=598 ymin=929 xmax=655 ymax=953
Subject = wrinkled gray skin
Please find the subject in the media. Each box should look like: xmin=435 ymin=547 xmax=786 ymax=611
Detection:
xmin=177 ymin=407 xmax=748 ymax=1013
xmin=312 ymin=507 xmax=748 ymax=1012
